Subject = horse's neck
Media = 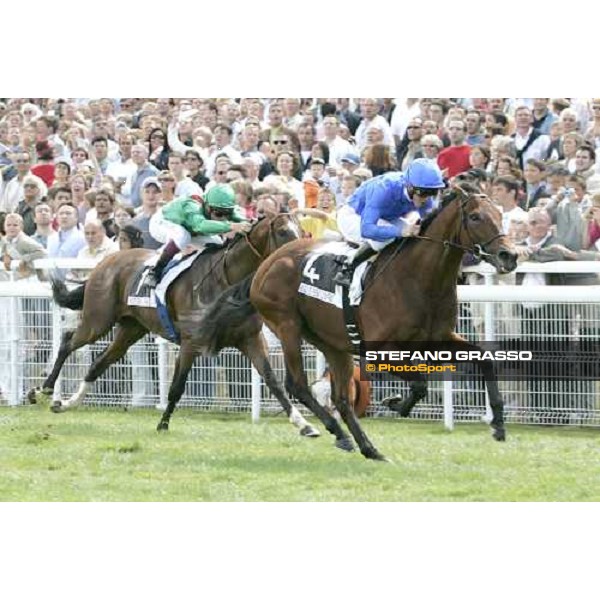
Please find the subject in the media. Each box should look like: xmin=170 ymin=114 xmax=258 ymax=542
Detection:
xmin=415 ymin=203 xmax=465 ymax=290
xmin=380 ymin=203 xmax=465 ymax=297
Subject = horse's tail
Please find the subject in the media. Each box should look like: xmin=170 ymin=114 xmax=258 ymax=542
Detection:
xmin=50 ymin=277 xmax=87 ymax=311
xmin=190 ymin=274 xmax=258 ymax=355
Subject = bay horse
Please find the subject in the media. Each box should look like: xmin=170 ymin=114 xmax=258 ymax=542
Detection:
xmin=199 ymin=183 xmax=518 ymax=461
xmin=30 ymin=213 xmax=320 ymax=437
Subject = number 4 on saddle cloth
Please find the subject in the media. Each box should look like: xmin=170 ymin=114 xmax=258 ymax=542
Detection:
xmin=299 ymin=241 xmax=377 ymax=354
xmin=127 ymin=250 xmax=203 ymax=343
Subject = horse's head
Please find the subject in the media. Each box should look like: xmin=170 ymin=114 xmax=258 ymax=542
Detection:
xmin=238 ymin=212 xmax=301 ymax=260
xmin=446 ymin=183 xmax=518 ymax=274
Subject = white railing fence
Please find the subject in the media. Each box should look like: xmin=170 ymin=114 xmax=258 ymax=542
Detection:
xmin=0 ymin=260 xmax=599 ymax=429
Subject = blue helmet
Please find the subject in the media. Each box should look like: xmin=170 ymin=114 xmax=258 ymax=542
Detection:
xmin=405 ymin=159 xmax=445 ymax=189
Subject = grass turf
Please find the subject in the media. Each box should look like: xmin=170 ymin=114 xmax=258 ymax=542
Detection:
xmin=1 ymin=407 xmax=598 ymax=501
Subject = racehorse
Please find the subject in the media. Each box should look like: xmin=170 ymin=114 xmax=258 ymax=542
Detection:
xmin=30 ymin=214 xmax=320 ymax=437
xmin=198 ymin=183 xmax=518 ymax=461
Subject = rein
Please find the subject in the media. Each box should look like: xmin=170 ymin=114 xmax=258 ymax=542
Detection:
xmin=414 ymin=187 xmax=504 ymax=259
xmin=359 ymin=187 xmax=503 ymax=297
xmin=198 ymin=213 xmax=295 ymax=289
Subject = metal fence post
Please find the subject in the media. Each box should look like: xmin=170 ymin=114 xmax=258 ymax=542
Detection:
xmin=251 ymin=366 xmax=261 ymax=423
xmin=443 ymin=379 xmax=454 ymax=431
xmin=156 ymin=337 xmax=169 ymax=410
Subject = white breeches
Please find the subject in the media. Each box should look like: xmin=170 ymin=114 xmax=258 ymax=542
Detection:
xmin=336 ymin=204 xmax=419 ymax=251
xmin=149 ymin=210 xmax=223 ymax=249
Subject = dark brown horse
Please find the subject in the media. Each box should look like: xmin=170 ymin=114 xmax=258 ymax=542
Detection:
xmin=30 ymin=213 xmax=320 ymax=437
xmin=200 ymin=183 xmax=518 ymax=460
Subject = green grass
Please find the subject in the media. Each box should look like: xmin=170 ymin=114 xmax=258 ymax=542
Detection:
xmin=1 ymin=407 xmax=599 ymax=501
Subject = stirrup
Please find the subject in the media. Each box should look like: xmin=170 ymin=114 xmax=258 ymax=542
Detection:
xmin=145 ymin=271 xmax=159 ymax=288
xmin=333 ymin=269 xmax=352 ymax=287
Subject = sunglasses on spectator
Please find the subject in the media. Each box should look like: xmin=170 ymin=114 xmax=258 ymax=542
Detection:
xmin=24 ymin=183 xmax=38 ymax=188
xmin=273 ymin=140 xmax=289 ymax=145
xmin=406 ymin=125 xmax=422 ymax=130
xmin=151 ymin=134 xmax=165 ymax=140
xmin=159 ymin=178 xmax=174 ymax=183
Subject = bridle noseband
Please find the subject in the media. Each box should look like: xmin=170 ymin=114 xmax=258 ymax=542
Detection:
xmin=416 ymin=185 xmax=505 ymax=259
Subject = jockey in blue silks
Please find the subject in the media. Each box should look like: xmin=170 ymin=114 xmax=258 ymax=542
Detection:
xmin=333 ymin=158 xmax=446 ymax=286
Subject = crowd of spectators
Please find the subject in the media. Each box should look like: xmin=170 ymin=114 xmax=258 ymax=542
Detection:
xmin=1 ymin=97 xmax=599 ymax=418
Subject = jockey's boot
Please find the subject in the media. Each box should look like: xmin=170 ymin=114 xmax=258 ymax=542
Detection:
xmin=333 ymin=243 xmax=377 ymax=287
xmin=146 ymin=240 xmax=180 ymax=288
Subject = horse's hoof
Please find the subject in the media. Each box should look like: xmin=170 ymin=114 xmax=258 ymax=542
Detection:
xmin=492 ymin=429 xmax=506 ymax=442
xmin=299 ymin=425 xmax=320 ymax=438
xmin=50 ymin=401 xmax=66 ymax=414
xmin=26 ymin=388 xmax=39 ymax=404
xmin=157 ymin=422 xmax=169 ymax=432
xmin=335 ymin=438 xmax=355 ymax=453
xmin=368 ymin=452 xmax=390 ymax=462
xmin=382 ymin=396 xmax=412 ymax=417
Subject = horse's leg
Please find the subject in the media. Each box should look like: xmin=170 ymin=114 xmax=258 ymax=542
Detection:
xmin=327 ymin=349 xmax=388 ymax=461
xmin=28 ymin=318 xmax=111 ymax=405
xmin=449 ymin=333 xmax=505 ymax=441
xmin=53 ymin=320 xmax=147 ymax=412
xmin=157 ymin=341 xmax=195 ymax=431
xmin=274 ymin=320 xmax=355 ymax=452
xmin=383 ymin=374 xmax=428 ymax=417
xmin=237 ymin=332 xmax=320 ymax=437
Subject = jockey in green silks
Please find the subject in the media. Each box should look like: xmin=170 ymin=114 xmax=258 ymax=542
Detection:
xmin=146 ymin=183 xmax=251 ymax=288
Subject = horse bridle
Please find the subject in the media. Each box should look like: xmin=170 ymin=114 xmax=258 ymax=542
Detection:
xmin=416 ymin=185 xmax=505 ymax=259
xmin=221 ymin=213 xmax=300 ymax=285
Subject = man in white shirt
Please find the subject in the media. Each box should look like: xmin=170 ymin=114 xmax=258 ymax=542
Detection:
xmin=354 ymin=98 xmax=395 ymax=153
xmin=492 ymin=175 xmax=527 ymax=234
xmin=321 ymin=115 xmax=355 ymax=168
xmin=511 ymin=106 xmax=550 ymax=169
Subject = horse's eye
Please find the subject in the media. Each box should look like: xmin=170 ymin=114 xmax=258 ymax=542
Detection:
xmin=469 ymin=213 xmax=481 ymax=222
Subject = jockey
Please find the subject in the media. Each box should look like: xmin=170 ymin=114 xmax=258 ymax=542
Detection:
xmin=145 ymin=184 xmax=251 ymax=288
xmin=333 ymin=158 xmax=446 ymax=286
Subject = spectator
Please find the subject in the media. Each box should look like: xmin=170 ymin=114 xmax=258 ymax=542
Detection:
xmin=85 ymin=186 xmax=117 ymax=238
xmin=231 ymin=179 xmax=256 ymax=220
xmin=0 ymin=151 xmax=47 ymax=216
xmin=437 ymin=120 xmax=471 ymax=178
xmin=118 ymin=223 xmax=145 ymax=250
xmin=511 ymin=106 xmax=551 ymax=169
xmin=53 ymin=159 xmax=71 ymax=188
xmin=354 ymin=98 xmax=394 ymax=153
xmin=31 ymin=141 xmax=56 ymax=187
xmin=183 ymin=150 xmax=209 ymax=190
xmin=31 ymin=203 xmax=54 ymax=248
xmin=125 ymin=144 xmax=159 ymax=209
xmin=365 ymin=143 xmax=397 ymax=176
xmin=168 ymin=152 xmax=203 ymax=198
xmin=47 ymin=203 xmax=86 ymax=259
xmin=0 ymin=212 xmax=46 ymax=280
xmin=469 ymin=145 xmax=491 ymax=172
xmin=560 ymin=132 xmax=584 ymax=173
xmin=147 ymin=128 xmax=170 ymax=171
xmin=15 ymin=175 xmax=44 ymax=236
xmin=321 ymin=115 xmax=354 ymax=169
xmin=132 ymin=177 xmax=162 ymax=250
xmin=420 ymin=134 xmax=443 ymax=161
xmin=532 ymin=98 xmax=557 ymax=135
xmin=523 ymin=159 xmax=549 ymax=210
xmin=78 ymin=219 xmax=119 ymax=262
xmin=396 ymin=118 xmax=424 ymax=170
xmin=492 ymin=176 xmax=527 ymax=233
xmin=574 ymin=144 xmax=596 ymax=184
xmin=465 ymin=110 xmax=485 ymax=146
xmin=260 ymin=101 xmax=300 ymax=154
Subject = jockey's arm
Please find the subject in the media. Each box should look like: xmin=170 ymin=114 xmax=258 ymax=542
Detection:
xmin=360 ymin=187 xmax=403 ymax=242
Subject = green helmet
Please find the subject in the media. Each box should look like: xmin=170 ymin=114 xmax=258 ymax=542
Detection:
xmin=205 ymin=184 xmax=236 ymax=210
